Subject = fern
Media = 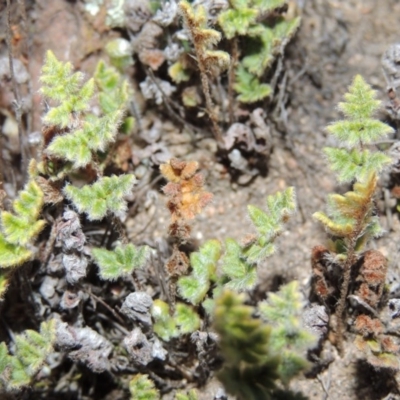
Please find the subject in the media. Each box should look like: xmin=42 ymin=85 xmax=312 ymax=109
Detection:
xmin=244 ymin=187 xmax=296 ymax=263
xmin=178 ymin=239 xmax=221 ymax=305
xmin=151 ymin=299 xmax=179 ymax=341
xmin=92 ymin=244 xmax=149 ymax=280
xmin=314 ymin=75 xmax=394 ymax=352
xmin=324 ymin=75 xmax=392 ymax=183
xmin=40 ymin=51 xmax=129 ymax=172
xmin=64 ymin=174 xmax=136 ymax=220
xmin=259 ymin=282 xmax=316 ymax=385
xmin=218 ymin=0 xmax=258 ymax=40
xmin=213 ymin=290 xmax=280 ymax=400
xmin=178 ymin=0 xmax=229 ymax=143
xmin=174 ymin=303 xmax=201 ymax=334
xmin=221 ymin=238 xmax=258 ymax=291
xmin=234 ymin=64 xmax=272 ymax=103
xmin=175 ymin=389 xmax=199 ymax=400
xmin=0 ymin=320 xmax=56 ymax=390
xmin=243 ymin=18 xmax=300 ymax=77
xmin=151 ymin=300 xmax=200 ymax=341
xmin=252 ymin=0 xmax=288 ymax=13
xmin=0 ymin=180 xmax=45 ymax=269
xmin=129 ymin=374 xmax=160 ymax=400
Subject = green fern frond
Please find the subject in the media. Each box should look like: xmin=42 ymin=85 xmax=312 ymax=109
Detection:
xmin=0 ymin=235 xmax=32 ymax=268
xmin=1 ymin=181 xmax=45 ymax=246
xmin=324 ymin=147 xmax=391 ymax=183
xmin=242 ymin=26 xmax=274 ymax=76
xmin=213 ymin=290 xmax=281 ymax=400
xmin=92 ymin=244 xmax=149 ymax=280
xmin=243 ymin=17 xmax=300 ymax=77
xmin=326 ymin=75 xmax=394 ymax=148
xmin=259 ymin=282 xmax=316 ymax=385
xmin=178 ymin=239 xmax=221 ymax=305
xmin=252 ymin=0 xmax=288 ymax=13
xmin=221 ymin=238 xmax=257 ymax=291
xmin=174 ymin=303 xmax=201 ymax=334
xmin=0 ymin=319 xmax=56 ymax=390
xmin=338 ymin=74 xmax=381 ymax=119
xmin=214 ymin=290 xmax=274 ymax=365
xmin=327 ymin=119 xmax=393 ymax=148
xmin=40 ymin=50 xmax=84 ymax=102
xmin=218 ymin=2 xmax=258 ymax=39
xmin=129 ymin=374 xmax=160 ymax=400
xmin=0 ymin=180 xmax=45 ymax=270
xmin=234 ymin=65 xmax=272 ymax=103
xmin=64 ymin=174 xmax=136 ymax=220
xmin=41 ymin=52 xmax=130 ymax=176
xmin=175 ymin=389 xmax=199 ymax=400
xmin=94 ymin=60 xmax=130 ymax=114
xmin=244 ymin=187 xmax=296 ymax=263
xmin=46 ymin=111 xmax=123 ymax=168
xmin=151 ymin=300 xmax=179 ymax=341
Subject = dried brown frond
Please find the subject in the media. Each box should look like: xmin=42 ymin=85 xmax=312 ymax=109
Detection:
xmin=355 ymin=315 xmax=383 ymax=337
xmin=161 ymin=159 xmax=212 ymax=241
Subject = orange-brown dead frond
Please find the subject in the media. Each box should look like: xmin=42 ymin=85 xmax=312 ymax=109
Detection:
xmin=356 ymin=282 xmax=379 ymax=308
xmin=355 ymin=315 xmax=383 ymax=337
xmin=380 ymin=335 xmax=399 ymax=353
xmin=360 ymin=250 xmax=388 ymax=286
xmin=161 ymin=159 xmax=199 ymax=183
xmin=166 ymin=245 xmax=190 ymax=277
xmin=160 ymin=159 xmax=212 ymax=241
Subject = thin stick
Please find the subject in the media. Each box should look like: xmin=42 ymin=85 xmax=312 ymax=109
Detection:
xmin=87 ymin=290 xmax=126 ymax=326
xmin=228 ymin=37 xmax=239 ymax=125
xmin=6 ymin=0 xmax=27 ymax=184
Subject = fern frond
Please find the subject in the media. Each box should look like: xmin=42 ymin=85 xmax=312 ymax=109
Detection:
xmin=175 ymin=389 xmax=199 ymax=400
xmin=0 ymin=319 xmax=56 ymax=390
xmin=218 ymin=3 xmax=258 ymax=39
xmin=129 ymin=374 xmax=160 ymax=400
xmin=221 ymin=238 xmax=257 ymax=291
xmin=178 ymin=239 xmax=221 ymax=305
xmin=234 ymin=65 xmax=272 ymax=103
xmin=327 ymin=75 xmax=394 ymax=148
xmin=252 ymin=0 xmax=288 ymax=13
xmin=174 ymin=303 xmax=201 ymax=334
xmin=151 ymin=300 xmax=179 ymax=341
xmin=324 ymin=147 xmax=391 ymax=183
xmin=244 ymin=187 xmax=296 ymax=263
xmin=64 ymin=174 xmax=136 ymax=220
xmin=259 ymin=282 xmax=316 ymax=385
xmin=92 ymin=244 xmax=148 ymax=280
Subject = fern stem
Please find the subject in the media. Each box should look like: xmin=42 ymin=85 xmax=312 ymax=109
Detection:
xmin=335 ymin=240 xmax=356 ymax=354
xmin=198 ymin=61 xmax=224 ymax=145
xmin=228 ymin=37 xmax=239 ymax=125
xmin=335 ymin=198 xmax=372 ymax=353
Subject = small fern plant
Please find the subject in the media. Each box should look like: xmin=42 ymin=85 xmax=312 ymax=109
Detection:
xmin=313 ymin=75 xmax=394 ymax=351
xmin=38 ymin=51 xmax=136 ymax=221
xmin=179 ymin=0 xmax=230 ymax=144
xmin=0 ymin=176 xmax=46 ymax=297
xmin=0 ymin=319 xmax=56 ymax=391
xmin=177 ymin=187 xmax=296 ymax=314
xmin=40 ymin=50 xmax=128 ymax=170
xmin=129 ymin=374 xmax=159 ymax=400
xmin=213 ymin=287 xmax=313 ymax=400
xmin=259 ymin=281 xmax=316 ymax=386
xmin=218 ymin=0 xmax=300 ymax=104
